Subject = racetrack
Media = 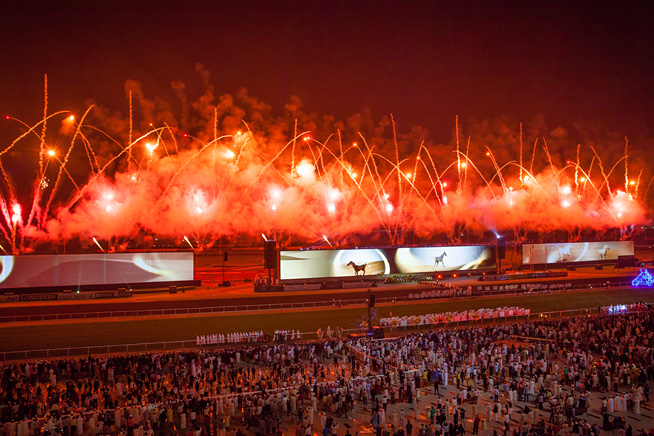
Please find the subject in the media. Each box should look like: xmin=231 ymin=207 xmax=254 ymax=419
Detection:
xmin=1 ymin=286 xmax=652 ymax=357
xmin=1 ymin=250 xmax=651 ymax=359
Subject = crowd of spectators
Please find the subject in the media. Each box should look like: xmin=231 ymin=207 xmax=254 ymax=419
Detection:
xmin=353 ymin=308 xmax=653 ymax=435
xmin=0 ymin=308 xmax=652 ymax=436
xmin=408 ymin=287 xmax=473 ymax=301
xmin=380 ymin=306 xmax=529 ymax=328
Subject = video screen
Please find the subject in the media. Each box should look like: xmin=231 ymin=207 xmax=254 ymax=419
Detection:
xmin=279 ymin=245 xmax=496 ymax=280
xmin=0 ymin=252 xmax=194 ymax=290
xmin=522 ymin=241 xmax=634 ymax=264
xmin=279 ymin=249 xmax=390 ymax=280
xmin=394 ymin=246 xmax=496 ymax=273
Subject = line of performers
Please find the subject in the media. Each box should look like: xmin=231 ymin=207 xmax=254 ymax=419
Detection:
xmin=196 ymin=330 xmax=266 ymax=345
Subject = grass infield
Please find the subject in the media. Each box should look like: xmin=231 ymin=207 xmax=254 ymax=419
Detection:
xmin=0 ymin=287 xmax=652 ymax=353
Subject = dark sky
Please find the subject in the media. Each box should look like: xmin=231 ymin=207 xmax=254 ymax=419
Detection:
xmin=1 ymin=0 xmax=653 ymax=140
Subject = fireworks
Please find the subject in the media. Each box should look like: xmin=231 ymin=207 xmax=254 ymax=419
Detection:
xmin=11 ymin=204 xmax=21 ymax=225
xmin=0 ymin=79 xmax=650 ymax=253
xmin=92 ymin=237 xmax=105 ymax=252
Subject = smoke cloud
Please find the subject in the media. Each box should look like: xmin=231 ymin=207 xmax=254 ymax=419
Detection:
xmin=1 ymin=68 xmax=651 ymax=253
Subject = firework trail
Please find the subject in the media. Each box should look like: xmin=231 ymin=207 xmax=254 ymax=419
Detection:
xmin=0 ymin=77 xmax=650 ymax=252
xmin=38 ymin=75 xmax=48 ymax=179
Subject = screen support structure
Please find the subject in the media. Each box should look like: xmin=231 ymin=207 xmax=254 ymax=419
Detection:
xmin=221 ymin=251 xmax=228 ymax=287
xmin=263 ymin=240 xmax=277 ymax=291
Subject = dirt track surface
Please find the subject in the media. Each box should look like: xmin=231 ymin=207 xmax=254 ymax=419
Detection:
xmin=0 ymin=267 xmax=640 ymax=320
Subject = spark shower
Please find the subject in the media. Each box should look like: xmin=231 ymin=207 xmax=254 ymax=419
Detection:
xmin=0 ymin=76 xmax=648 ymax=254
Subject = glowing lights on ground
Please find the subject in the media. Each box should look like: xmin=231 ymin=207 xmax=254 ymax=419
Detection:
xmin=561 ymin=200 xmax=571 ymax=208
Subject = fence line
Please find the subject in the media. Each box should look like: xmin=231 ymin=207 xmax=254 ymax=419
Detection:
xmin=0 ymin=281 xmax=635 ymax=324
xmin=3 ymin=302 xmax=651 ymax=362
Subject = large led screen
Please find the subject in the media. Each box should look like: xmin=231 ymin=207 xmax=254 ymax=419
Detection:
xmin=394 ymin=246 xmax=495 ymax=273
xmin=522 ymin=241 xmax=634 ymax=265
xmin=0 ymin=252 xmax=194 ymax=290
xmin=279 ymin=249 xmax=391 ymax=280
xmin=279 ymin=245 xmax=496 ymax=280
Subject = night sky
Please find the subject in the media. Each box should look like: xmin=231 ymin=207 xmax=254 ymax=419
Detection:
xmin=1 ymin=0 xmax=653 ymax=141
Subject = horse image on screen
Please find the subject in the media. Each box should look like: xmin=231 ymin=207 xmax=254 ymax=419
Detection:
xmin=279 ymin=249 xmax=389 ymax=280
xmin=522 ymin=241 xmax=634 ymax=264
xmin=395 ymin=246 xmax=495 ymax=273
